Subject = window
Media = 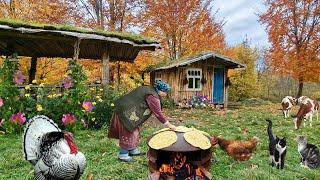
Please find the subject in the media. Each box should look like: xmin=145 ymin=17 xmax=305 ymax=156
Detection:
xmin=186 ymin=68 xmax=202 ymax=91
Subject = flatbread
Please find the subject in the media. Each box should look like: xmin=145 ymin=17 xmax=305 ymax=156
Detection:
xmin=175 ymin=126 xmax=192 ymax=133
xmin=184 ymin=131 xmax=211 ymax=150
xmin=153 ymin=126 xmax=192 ymax=135
xmin=195 ymin=130 xmax=211 ymax=137
xmin=153 ymin=128 xmax=170 ymax=135
xmin=148 ymin=131 xmax=178 ymax=150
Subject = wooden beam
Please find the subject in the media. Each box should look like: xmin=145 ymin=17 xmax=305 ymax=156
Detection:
xmin=28 ymin=57 xmax=37 ymax=84
xmin=101 ymin=44 xmax=110 ymax=90
xmin=73 ymin=38 xmax=81 ymax=61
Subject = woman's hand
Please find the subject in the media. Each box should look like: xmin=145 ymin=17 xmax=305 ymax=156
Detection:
xmin=165 ymin=122 xmax=176 ymax=131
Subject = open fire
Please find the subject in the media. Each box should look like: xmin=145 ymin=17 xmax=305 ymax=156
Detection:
xmin=149 ymin=152 xmax=209 ymax=180
xmin=147 ymin=128 xmax=215 ymax=180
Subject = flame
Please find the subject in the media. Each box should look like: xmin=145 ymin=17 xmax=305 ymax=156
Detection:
xmin=195 ymin=168 xmax=203 ymax=177
xmin=158 ymin=152 xmax=204 ymax=178
xmin=159 ymin=164 xmax=174 ymax=174
xmin=159 ymin=164 xmax=204 ymax=177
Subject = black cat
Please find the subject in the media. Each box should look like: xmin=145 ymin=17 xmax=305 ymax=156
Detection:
xmin=296 ymin=136 xmax=320 ymax=169
xmin=266 ymin=119 xmax=287 ymax=169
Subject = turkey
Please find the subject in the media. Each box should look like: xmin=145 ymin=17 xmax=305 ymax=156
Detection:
xmin=23 ymin=115 xmax=86 ymax=180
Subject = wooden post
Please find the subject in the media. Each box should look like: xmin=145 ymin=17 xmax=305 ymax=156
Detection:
xmin=68 ymin=38 xmax=81 ymax=71
xmin=28 ymin=57 xmax=37 ymax=84
xmin=73 ymin=38 xmax=81 ymax=61
xmin=101 ymin=44 xmax=110 ymax=90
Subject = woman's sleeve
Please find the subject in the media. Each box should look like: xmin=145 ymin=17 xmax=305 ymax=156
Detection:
xmin=146 ymin=94 xmax=168 ymax=124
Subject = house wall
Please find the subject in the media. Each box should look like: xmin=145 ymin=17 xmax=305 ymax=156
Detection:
xmin=152 ymin=60 xmax=227 ymax=104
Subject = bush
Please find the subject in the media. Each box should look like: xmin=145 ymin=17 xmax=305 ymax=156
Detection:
xmin=0 ymin=56 xmax=123 ymax=133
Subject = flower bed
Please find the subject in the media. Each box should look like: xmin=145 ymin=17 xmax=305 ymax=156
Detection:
xmin=0 ymin=55 xmax=119 ymax=134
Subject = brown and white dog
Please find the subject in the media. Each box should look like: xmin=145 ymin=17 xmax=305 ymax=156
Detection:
xmin=293 ymin=98 xmax=319 ymax=130
xmin=281 ymin=96 xmax=296 ymax=118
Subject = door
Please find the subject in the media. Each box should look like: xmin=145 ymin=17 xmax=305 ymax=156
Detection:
xmin=213 ymin=68 xmax=224 ymax=104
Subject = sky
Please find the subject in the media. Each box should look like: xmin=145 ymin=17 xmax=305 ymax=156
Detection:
xmin=212 ymin=0 xmax=269 ymax=48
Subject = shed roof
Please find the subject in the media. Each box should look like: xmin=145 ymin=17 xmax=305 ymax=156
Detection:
xmin=153 ymin=52 xmax=245 ymax=71
xmin=0 ymin=19 xmax=160 ymax=61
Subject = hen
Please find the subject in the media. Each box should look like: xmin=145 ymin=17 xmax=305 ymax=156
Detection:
xmin=216 ymin=136 xmax=259 ymax=161
xmin=23 ymin=115 xmax=86 ymax=180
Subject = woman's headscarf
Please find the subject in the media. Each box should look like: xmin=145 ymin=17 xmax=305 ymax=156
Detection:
xmin=154 ymin=80 xmax=171 ymax=93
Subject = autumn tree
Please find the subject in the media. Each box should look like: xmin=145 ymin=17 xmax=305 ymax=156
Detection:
xmin=77 ymin=0 xmax=145 ymax=87
xmin=260 ymin=0 xmax=320 ymax=97
xmin=141 ymin=0 xmax=225 ymax=60
xmin=228 ymin=41 xmax=261 ymax=101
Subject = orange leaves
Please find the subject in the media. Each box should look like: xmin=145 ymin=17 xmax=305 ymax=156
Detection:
xmin=141 ymin=0 xmax=226 ymax=60
xmin=259 ymin=0 xmax=320 ymax=83
xmin=0 ymin=0 xmax=75 ymax=25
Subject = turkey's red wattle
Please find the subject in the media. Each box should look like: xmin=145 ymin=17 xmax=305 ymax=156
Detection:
xmin=64 ymin=134 xmax=78 ymax=154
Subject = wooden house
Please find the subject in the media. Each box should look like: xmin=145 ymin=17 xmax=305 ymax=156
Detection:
xmin=150 ymin=52 xmax=245 ymax=108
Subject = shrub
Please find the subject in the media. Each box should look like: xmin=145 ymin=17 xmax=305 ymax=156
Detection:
xmin=0 ymin=55 xmax=26 ymax=133
xmin=0 ymin=55 xmax=125 ymax=133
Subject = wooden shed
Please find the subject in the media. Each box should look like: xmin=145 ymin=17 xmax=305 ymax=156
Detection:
xmin=150 ymin=52 xmax=245 ymax=108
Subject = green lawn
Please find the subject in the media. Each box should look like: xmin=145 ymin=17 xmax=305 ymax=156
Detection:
xmin=1 ymin=102 xmax=320 ymax=180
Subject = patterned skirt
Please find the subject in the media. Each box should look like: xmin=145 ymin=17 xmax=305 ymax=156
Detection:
xmin=108 ymin=112 xmax=140 ymax=150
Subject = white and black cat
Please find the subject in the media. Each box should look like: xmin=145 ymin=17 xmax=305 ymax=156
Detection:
xmin=296 ymin=135 xmax=320 ymax=169
xmin=266 ymin=119 xmax=287 ymax=169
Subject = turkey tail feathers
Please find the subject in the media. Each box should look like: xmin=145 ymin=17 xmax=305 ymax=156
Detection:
xmin=23 ymin=115 xmax=61 ymax=163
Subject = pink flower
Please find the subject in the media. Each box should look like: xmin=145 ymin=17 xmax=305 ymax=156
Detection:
xmin=13 ymin=71 xmax=26 ymax=85
xmin=0 ymin=98 xmax=4 ymax=107
xmin=10 ymin=112 xmax=26 ymax=125
xmin=62 ymin=114 xmax=76 ymax=125
xmin=82 ymin=101 xmax=94 ymax=112
xmin=63 ymin=76 xmax=73 ymax=89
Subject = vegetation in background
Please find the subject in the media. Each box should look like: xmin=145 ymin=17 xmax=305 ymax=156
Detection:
xmin=229 ymin=41 xmax=261 ymax=101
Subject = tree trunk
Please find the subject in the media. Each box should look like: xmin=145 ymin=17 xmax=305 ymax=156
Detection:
xmin=109 ymin=0 xmax=116 ymax=31
xmin=9 ymin=0 xmax=15 ymax=18
xmin=99 ymin=0 xmax=104 ymax=29
xmin=296 ymin=77 xmax=304 ymax=98
xmin=29 ymin=57 xmax=37 ymax=84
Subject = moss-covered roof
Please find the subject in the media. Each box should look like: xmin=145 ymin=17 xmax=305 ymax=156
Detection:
xmin=0 ymin=18 xmax=157 ymax=45
xmin=0 ymin=18 xmax=160 ymax=60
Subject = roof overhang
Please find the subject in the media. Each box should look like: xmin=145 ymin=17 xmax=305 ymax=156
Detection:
xmin=0 ymin=24 xmax=160 ymax=61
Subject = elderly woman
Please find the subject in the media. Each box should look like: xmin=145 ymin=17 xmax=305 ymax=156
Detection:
xmin=108 ymin=80 xmax=176 ymax=162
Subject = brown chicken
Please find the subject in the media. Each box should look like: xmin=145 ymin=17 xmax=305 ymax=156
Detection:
xmin=216 ymin=136 xmax=259 ymax=161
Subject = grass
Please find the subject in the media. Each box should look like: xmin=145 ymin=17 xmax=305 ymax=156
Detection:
xmin=1 ymin=103 xmax=320 ymax=179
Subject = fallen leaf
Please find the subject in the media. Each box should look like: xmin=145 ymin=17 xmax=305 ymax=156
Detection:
xmin=88 ymin=174 xmax=93 ymax=180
